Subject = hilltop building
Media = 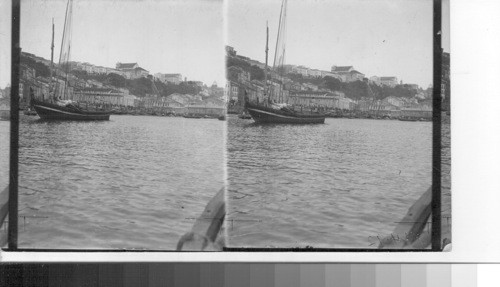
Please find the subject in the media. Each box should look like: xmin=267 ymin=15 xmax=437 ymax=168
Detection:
xmin=226 ymin=46 xmax=237 ymax=57
xmin=154 ymin=73 xmax=182 ymax=85
xmin=116 ymin=62 xmax=149 ymax=79
xmin=330 ymin=66 xmax=365 ymax=82
xmin=379 ymin=77 xmax=398 ymax=87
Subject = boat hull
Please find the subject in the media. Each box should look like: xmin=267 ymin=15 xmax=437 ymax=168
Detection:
xmin=0 ymin=110 xmax=9 ymax=121
xmin=245 ymin=102 xmax=325 ymax=124
xmin=33 ymin=100 xmax=110 ymax=121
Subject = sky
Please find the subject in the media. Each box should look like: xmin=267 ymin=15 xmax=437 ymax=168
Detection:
xmin=228 ymin=0 xmax=437 ymax=88
xmin=0 ymin=1 xmax=12 ymax=89
xmin=18 ymin=0 xmax=224 ymax=86
xmin=1 ymin=0 xmax=450 ymax=89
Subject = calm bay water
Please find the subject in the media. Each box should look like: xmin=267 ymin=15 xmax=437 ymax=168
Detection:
xmin=1 ymin=113 xmax=451 ymax=250
xmin=17 ymin=115 xmax=224 ymax=249
xmin=227 ymin=115 xmax=436 ymax=248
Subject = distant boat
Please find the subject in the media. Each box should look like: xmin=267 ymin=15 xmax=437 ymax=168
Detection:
xmin=245 ymin=0 xmax=325 ymax=124
xmin=23 ymin=95 xmax=38 ymax=116
xmin=33 ymin=0 xmax=111 ymax=121
xmin=183 ymin=114 xmax=202 ymax=119
xmin=398 ymin=117 xmax=418 ymax=122
xmin=23 ymin=108 xmax=38 ymax=116
xmin=238 ymin=110 xmax=252 ymax=119
xmin=218 ymin=115 xmax=226 ymax=121
xmin=0 ymin=104 xmax=9 ymax=121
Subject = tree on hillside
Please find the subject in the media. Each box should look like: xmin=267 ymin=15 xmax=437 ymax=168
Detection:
xmin=344 ymin=80 xmax=369 ymax=100
xmin=71 ymin=70 xmax=89 ymax=80
xmin=20 ymin=56 xmax=50 ymax=78
xmin=106 ymin=73 xmax=127 ymax=88
xmin=226 ymin=56 xmax=265 ymax=82
xmin=155 ymin=80 xmax=202 ymax=97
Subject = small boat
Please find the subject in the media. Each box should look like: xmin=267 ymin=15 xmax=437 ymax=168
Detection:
xmin=183 ymin=114 xmax=202 ymax=119
xmin=218 ymin=115 xmax=226 ymax=121
xmin=33 ymin=98 xmax=110 ymax=121
xmin=0 ymin=110 xmax=9 ymax=121
xmin=23 ymin=107 xmax=38 ymax=116
xmin=245 ymin=101 xmax=325 ymax=124
xmin=398 ymin=117 xmax=418 ymax=122
xmin=238 ymin=110 xmax=252 ymax=119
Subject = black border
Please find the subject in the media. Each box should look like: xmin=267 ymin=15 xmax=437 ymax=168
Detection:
xmin=5 ymin=0 xmax=443 ymax=253
xmin=8 ymin=0 xmax=20 ymax=250
xmin=431 ymin=0 xmax=442 ymax=251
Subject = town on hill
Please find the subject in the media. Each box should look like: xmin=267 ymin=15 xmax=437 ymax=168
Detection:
xmin=226 ymin=45 xmax=450 ymax=120
xmin=18 ymin=51 xmax=226 ymax=117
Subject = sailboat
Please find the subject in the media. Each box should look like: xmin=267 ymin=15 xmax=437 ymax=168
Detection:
xmin=244 ymin=0 xmax=326 ymax=124
xmin=32 ymin=0 xmax=111 ymax=121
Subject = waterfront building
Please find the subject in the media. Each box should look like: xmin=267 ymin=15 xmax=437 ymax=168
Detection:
xmin=241 ymin=81 xmax=265 ymax=104
xmin=288 ymin=91 xmax=350 ymax=109
xmin=186 ymin=105 xmax=225 ymax=117
xmin=73 ymin=88 xmax=126 ymax=105
xmin=400 ymin=107 xmax=432 ymax=119
xmin=226 ymin=81 xmax=240 ymax=102
xmin=168 ymin=93 xmax=200 ymax=105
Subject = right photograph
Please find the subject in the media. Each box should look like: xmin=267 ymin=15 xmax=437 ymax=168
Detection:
xmin=226 ymin=0 xmax=450 ymax=249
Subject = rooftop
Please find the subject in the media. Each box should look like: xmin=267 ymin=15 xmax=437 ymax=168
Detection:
xmin=380 ymin=77 xmax=397 ymax=81
xmin=332 ymin=66 xmax=353 ymax=72
xmin=116 ymin=63 xmax=138 ymax=69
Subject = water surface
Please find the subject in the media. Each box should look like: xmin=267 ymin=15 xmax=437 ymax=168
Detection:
xmin=227 ymin=116 xmax=433 ymax=248
xmin=18 ymin=115 xmax=224 ymax=249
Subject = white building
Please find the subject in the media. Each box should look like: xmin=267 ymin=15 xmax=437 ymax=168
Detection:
xmin=154 ymin=73 xmax=182 ymax=85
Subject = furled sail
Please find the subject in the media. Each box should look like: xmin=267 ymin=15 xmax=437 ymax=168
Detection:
xmin=57 ymin=0 xmax=74 ymax=100
xmin=273 ymin=0 xmax=287 ymax=74
xmin=268 ymin=0 xmax=288 ymax=103
xmin=59 ymin=0 xmax=73 ymax=68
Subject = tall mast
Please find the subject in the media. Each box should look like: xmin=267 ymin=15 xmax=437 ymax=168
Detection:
xmin=50 ymin=18 xmax=54 ymax=81
xmin=272 ymin=0 xmax=287 ymax=103
xmin=264 ymin=21 xmax=269 ymax=85
xmin=59 ymin=0 xmax=73 ymax=99
xmin=273 ymin=0 xmax=285 ymax=69
xmin=49 ymin=18 xmax=55 ymax=101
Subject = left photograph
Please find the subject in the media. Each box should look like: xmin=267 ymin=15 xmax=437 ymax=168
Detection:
xmin=17 ymin=0 xmax=226 ymax=250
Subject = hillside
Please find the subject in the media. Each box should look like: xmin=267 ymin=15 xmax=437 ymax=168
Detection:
xmin=227 ymin=55 xmax=422 ymax=101
xmin=21 ymin=53 xmax=202 ymax=98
